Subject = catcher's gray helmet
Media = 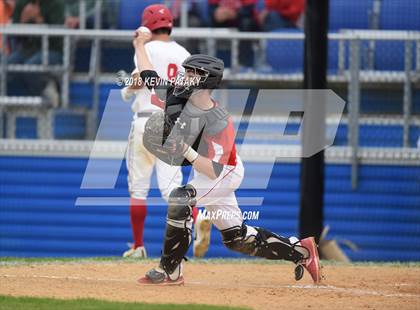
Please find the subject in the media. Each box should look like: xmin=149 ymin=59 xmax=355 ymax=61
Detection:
xmin=173 ymin=54 xmax=224 ymax=97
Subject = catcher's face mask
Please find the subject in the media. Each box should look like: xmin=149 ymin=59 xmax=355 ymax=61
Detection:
xmin=173 ymin=66 xmax=209 ymax=98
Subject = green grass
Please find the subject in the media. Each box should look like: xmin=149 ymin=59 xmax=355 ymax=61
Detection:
xmin=0 ymin=295 xmax=249 ymax=310
xmin=0 ymin=256 xmax=419 ymax=267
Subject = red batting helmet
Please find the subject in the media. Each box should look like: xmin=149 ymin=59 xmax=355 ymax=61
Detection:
xmin=141 ymin=4 xmax=173 ymax=32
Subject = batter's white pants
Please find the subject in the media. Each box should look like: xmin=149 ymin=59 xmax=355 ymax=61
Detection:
xmin=126 ymin=116 xmax=183 ymax=201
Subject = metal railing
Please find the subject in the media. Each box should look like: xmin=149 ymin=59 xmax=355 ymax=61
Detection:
xmin=344 ymin=29 xmax=419 ymax=187
xmin=0 ymin=26 xmax=419 ymax=187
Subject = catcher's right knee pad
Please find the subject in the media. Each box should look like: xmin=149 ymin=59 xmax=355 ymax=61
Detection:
xmin=168 ymin=184 xmax=196 ymax=215
xmin=160 ymin=185 xmax=196 ymax=275
xmin=221 ymin=223 xmax=307 ymax=263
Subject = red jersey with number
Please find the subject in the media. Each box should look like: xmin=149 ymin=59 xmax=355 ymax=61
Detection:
xmin=132 ymin=40 xmax=190 ymax=114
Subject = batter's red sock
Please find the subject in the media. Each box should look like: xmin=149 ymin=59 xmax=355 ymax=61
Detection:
xmin=130 ymin=198 xmax=147 ymax=248
xmin=192 ymin=206 xmax=198 ymax=224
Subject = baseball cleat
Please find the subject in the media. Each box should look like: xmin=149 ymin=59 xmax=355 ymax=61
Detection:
xmin=193 ymin=217 xmax=212 ymax=258
xmin=137 ymin=267 xmax=184 ymax=286
xmin=299 ymin=237 xmax=322 ymax=284
xmin=138 ymin=275 xmax=185 ymax=286
xmin=294 ymin=264 xmax=304 ymax=281
xmin=122 ymin=245 xmax=147 ymax=258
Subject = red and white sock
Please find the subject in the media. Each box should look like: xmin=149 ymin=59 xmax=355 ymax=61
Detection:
xmin=129 ymin=198 xmax=147 ymax=248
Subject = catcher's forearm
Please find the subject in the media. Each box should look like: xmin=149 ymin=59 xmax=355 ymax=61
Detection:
xmin=192 ymin=156 xmax=219 ymax=180
xmin=134 ymin=42 xmax=153 ymax=73
xmin=184 ymin=146 xmax=220 ymax=180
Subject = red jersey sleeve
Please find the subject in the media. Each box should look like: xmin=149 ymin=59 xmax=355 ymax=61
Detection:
xmin=203 ymin=117 xmax=237 ymax=166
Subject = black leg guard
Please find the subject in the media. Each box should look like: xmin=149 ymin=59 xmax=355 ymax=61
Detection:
xmin=221 ymin=223 xmax=309 ymax=263
xmin=159 ymin=184 xmax=196 ymax=275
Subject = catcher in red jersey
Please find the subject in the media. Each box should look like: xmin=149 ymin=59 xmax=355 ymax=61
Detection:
xmin=132 ymin=29 xmax=322 ymax=286
xmin=121 ymin=4 xmax=210 ymax=259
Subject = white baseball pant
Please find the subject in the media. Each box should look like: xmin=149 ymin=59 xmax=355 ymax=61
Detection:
xmin=126 ymin=115 xmax=183 ymax=201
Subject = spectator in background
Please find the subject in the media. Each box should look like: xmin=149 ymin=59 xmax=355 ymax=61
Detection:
xmin=0 ymin=0 xmax=15 ymax=54
xmin=7 ymin=0 xmax=64 ymax=106
xmin=169 ymin=0 xmax=205 ymax=54
xmin=259 ymin=0 xmax=305 ymax=31
xmin=209 ymin=0 xmax=259 ymax=67
xmin=64 ymin=0 xmax=119 ymax=29
xmin=64 ymin=0 xmax=95 ymax=29
xmin=170 ymin=0 xmax=204 ymax=27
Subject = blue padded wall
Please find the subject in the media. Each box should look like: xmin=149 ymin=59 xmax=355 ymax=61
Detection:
xmin=1 ymin=156 xmax=419 ymax=261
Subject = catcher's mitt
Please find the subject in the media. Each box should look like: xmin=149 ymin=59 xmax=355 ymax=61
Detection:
xmin=143 ymin=111 xmax=186 ymax=165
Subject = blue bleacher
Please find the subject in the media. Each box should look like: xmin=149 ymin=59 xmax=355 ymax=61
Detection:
xmin=374 ymin=40 xmax=417 ymax=71
xmin=1 ymin=156 xmax=419 ymax=261
xmin=54 ymin=113 xmax=86 ymax=140
xmin=332 ymin=124 xmax=420 ymax=147
xmin=266 ymin=29 xmax=303 ymax=73
xmin=329 ymin=0 xmax=374 ymax=30
xmin=15 ymin=117 xmax=37 ymax=139
xmin=102 ymin=47 xmax=134 ymax=73
xmin=12 ymin=114 xmax=420 ymax=148
xmin=118 ymin=0 xmax=164 ymax=30
xmin=266 ymin=29 xmax=342 ymax=74
xmin=361 ymin=90 xmax=420 ymax=114
xmin=10 ymin=81 xmax=420 ymax=146
xmin=379 ymin=0 xmax=420 ymax=30
xmin=24 ymin=114 xmax=164 ymax=139
xmin=115 ymin=0 xmax=419 ymax=74
xmin=69 ymin=1 xmax=420 ymax=74
xmin=235 ymin=122 xmax=419 ymax=148
xmin=266 ymin=0 xmax=420 ymax=73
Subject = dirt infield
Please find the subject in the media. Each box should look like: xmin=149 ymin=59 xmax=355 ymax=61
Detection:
xmin=1 ymin=260 xmax=419 ymax=310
